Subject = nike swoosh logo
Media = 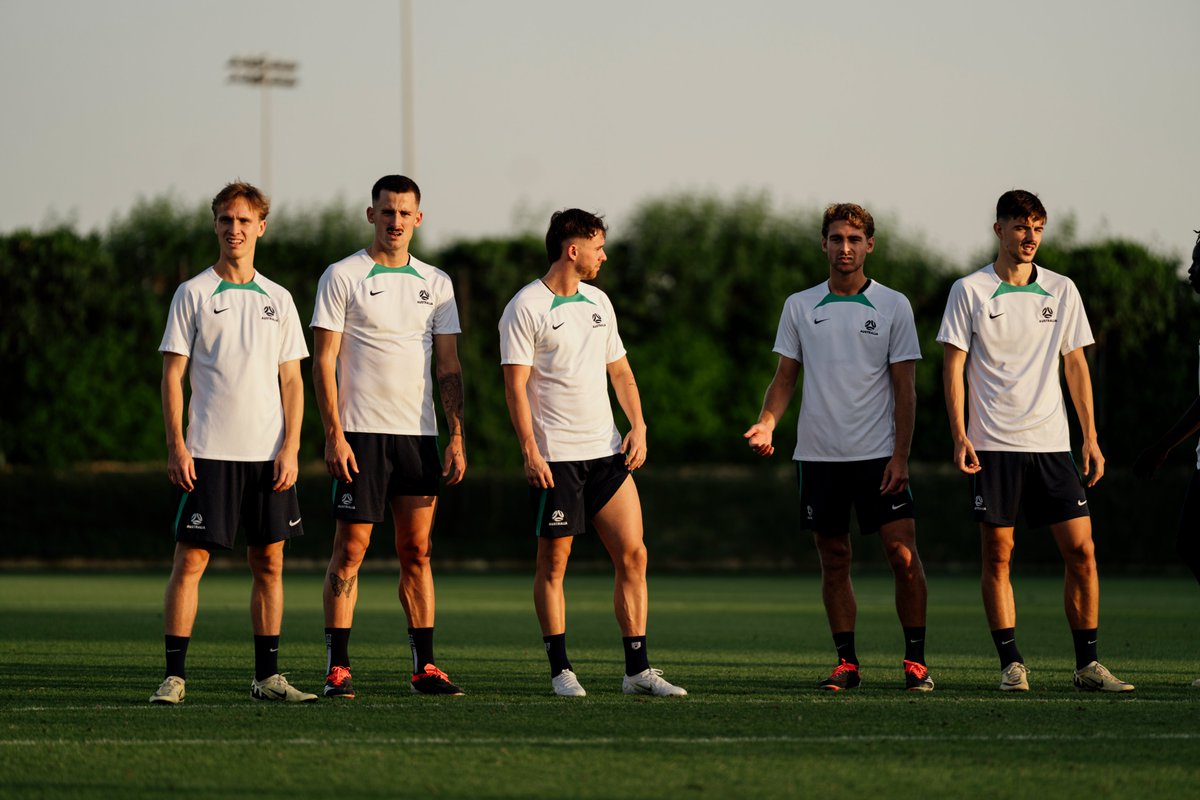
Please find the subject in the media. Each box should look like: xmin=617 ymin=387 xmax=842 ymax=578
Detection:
xmin=1077 ymin=500 xmax=1087 ymax=506
xmin=214 ymin=308 xmax=230 ymax=314
xmin=166 ymin=649 xmax=182 ymax=654
xmin=891 ymin=503 xmax=908 ymax=510
xmin=909 ymin=639 xmax=922 ymax=644
xmin=1087 ymin=640 xmax=1097 ymax=645
xmin=989 ymin=312 xmax=1004 ymax=319
xmin=552 ymin=322 xmax=565 ymax=330
xmin=1000 ymin=639 xmax=1015 ymax=645
xmin=814 ymin=318 xmax=829 ymax=324
xmin=289 ymin=518 xmax=302 ymax=527
xmin=269 ymin=648 xmax=279 ymax=653
xmin=370 ymin=290 xmax=385 ymax=296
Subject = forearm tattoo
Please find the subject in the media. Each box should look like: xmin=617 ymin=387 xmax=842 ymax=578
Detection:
xmin=439 ymin=371 xmax=465 ymax=435
xmin=329 ymin=574 xmax=356 ymax=598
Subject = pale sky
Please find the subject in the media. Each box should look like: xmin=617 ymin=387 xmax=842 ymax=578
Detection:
xmin=3 ymin=0 xmax=1198 ymax=266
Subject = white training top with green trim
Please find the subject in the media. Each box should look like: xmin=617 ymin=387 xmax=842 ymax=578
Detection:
xmin=499 ymin=280 xmax=626 ymax=462
xmin=159 ymin=267 xmax=309 ymax=462
xmin=311 ymin=250 xmax=461 ymax=436
xmin=937 ymin=263 xmax=1094 ymax=452
xmin=774 ymin=279 xmax=922 ymax=461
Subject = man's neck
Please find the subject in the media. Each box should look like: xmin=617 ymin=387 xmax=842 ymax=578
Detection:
xmin=993 ymin=257 xmax=1033 ymax=286
xmin=827 ymin=270 xmax=868 ymax=296
xmin=214 ymin=257 xmax=255 ymax=284
xmin=541 ymin=262 xmax=581 ymax=296
xmin=368 ymin=243 xmax=410 ymax=268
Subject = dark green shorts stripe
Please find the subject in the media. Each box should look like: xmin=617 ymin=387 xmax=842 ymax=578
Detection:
xmin=172 ymin=493 xmax=188 ymax=534
xmin=533 ymin=489 xmax=549 ymax=537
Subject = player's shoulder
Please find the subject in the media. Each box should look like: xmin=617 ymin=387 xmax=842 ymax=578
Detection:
xmin=578 ymin=281 xmax=611 ymax=306
xmin=1033 ymin=264 xmax=1077 ymax=294
xmin=784 ymin=282 xmax=828 ymax=309
xmin=324 ymin=248 xmax=372 ymax=277
xmin=501 ymin=279 xmax=548 ymax=318
xmin=948 ymin=263 xmax=997 ymax=296
xmin=171 ymin=266 xmax=220 ymax=303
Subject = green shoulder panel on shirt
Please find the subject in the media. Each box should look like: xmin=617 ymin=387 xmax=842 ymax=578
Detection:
xmin=366 ymin=263 xmax=424 ymax=280
xmin=814 ymin=292 xmax=875 ymax=310
xmin=213 ymin=280 xmax=269 ymax=296
xmin=991 ymin=282 xmax=1052 ymax=299
xmin=549 ymin=293 xmax=597 ymax=311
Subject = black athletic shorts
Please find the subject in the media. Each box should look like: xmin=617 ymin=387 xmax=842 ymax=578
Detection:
xmin=173 ymin=458 xmax=303 ymax=550
xmin=530 ymin=453 xmax=631 ymax=538
xmin=970 ymin=451 xmax=1089 ymax=528
xmin=332 ymin=433 xmax=442 ymax=523
xmin=796 ymin=457 xmax=915 ymax=536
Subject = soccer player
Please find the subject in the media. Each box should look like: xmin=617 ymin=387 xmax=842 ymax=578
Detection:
xmin=151 ymin=181 xmax=316 ymax=705
xmin=312 ymin=175 xmax=466 ymax=698
xmin=938 ymin=189 xmax=1133 ymax=693
xmin=499 ymin=209 xmax=686 ymax=698
xmin=744 ymin=203 xmax=932 ymax=692
xmin=1133 ymin=228 xmax=1200 ymax=687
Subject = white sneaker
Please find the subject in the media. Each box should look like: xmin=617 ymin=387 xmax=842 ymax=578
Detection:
xmin=999 ymin=662 xmax=1030 ymax=692
xmin=551 ymin=669 xmax=587 ymax=697
xmin=149 ymin=675 xmax=186 ymax=705
xmin=1192 ymin=678 xmax=1200 ymax=688
xmin=1073 ymin=661 xmax=1134 ymax=693
xmin=622 ymin=667 xmax=687 ymax=697
xmin=250 ymin=673 xmax=318 ymax=702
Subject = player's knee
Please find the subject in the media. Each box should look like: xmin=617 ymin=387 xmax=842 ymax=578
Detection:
xmin=816 ymin=537 xmax=852 ymax=570
xmin=1061 ymin=538 xmax=1096 ymax=570
xmin=174 ymin=546 xmax=210 ymax=578
xmin=618 ymin=543 xmax=648 ymax=577
xmin=397 ymin=538 xmax=432 ymax=569
xmin=885 ymin=540 xmax=918 ymax=573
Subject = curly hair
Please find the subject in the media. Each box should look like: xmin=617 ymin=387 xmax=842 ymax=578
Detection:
xmin=821 ymin=203 xmax=875 ymax=238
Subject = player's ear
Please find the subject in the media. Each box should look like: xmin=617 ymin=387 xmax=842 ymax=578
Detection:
xmin=993 ymin=221 xmax=1003 ymax=239
xmin=366 ymin=206 xmax=376 ymax=224
xmin=865 ymin=236 xmax=875 ymax=254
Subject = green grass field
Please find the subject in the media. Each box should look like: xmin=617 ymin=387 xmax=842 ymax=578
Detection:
xmin=2 ymin=571 xmax=1198 ymax=798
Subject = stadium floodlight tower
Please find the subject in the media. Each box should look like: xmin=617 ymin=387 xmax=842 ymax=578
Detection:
xmin=226 ymin=55 xmax=298 ymax=194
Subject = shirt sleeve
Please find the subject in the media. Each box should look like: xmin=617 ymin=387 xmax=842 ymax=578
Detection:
xmin=888 ymin=294 xmax=923 ymax=363
xmin=771 ymin=298 xmax=802 ymax=363
xmin=604 ymin=295 xmax=627 ymax=364
xmin=278 ymin=292 xmax=310 ymax=364
xmin=936 ymin=279 xmax=973 ymax=352
xmin=159 ymin=283 xmax=196 ymax=357
xmin=1058 ymin=279 xmax=1095 ymax=355
xmin=310 ymin=265 xmax=348 ymax=332
xmin=432 ymin=273 xmax=462 ymax=335
xmin=499 ymin=296 xmax=537 ymax=366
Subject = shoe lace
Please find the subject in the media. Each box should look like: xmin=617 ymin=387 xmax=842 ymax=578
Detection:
xmin=415 ymin=663 xmax=451 ymax=682
xmin=830 ymin=659 xmax=858 ymax=678
xmin=327 ymin=665 xmax=351 ymax=685
xmin=903 ymin=660 xmax=928 ymax=680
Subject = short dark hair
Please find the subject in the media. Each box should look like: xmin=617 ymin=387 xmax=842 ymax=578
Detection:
xmin=545 ymin=209 xmax=607 ymax=263
xmin=821 ymin=203 xmax=874 ymax=238
xmin=211 ymin=181 xmax=269 ymax=220
xmin=996 ymin=189 xmax=1046 ymax=223
xmin=372 ymin=175 xmax=421 ymax=205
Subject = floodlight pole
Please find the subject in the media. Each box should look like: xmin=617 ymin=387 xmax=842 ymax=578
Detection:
xmin=227 ymin=55 xmax=298 ymax=194
xmin=401 ymin=0 xmax=415 ymax=175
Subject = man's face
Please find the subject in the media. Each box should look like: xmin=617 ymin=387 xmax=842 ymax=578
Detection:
xmin=213 ymin=197 xmax=266 ymax=262
xmin=1187 ymin=234 xmax=1200 ymax=295
xmin=994 ymin=216 xmax=1044 ymax=266
xmin=367 ymin=190 xmax=422 ymax=254
xmin=572 ymin=233 xmax=607 ymax=280
xmin=821 ymin=220 xmax=874 ymax=277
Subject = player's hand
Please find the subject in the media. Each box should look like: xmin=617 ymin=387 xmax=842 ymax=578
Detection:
xmin=1081 ymin=438 xmax=1105 ymax=487
xmin=1132 ymin=445 xmax=1168 ymax=479
xmin=272 ymin=446 xmax=299 ymax=493
xmin=167 ymin=444 xmax=197 ymax=492
xmin=880 ymin=455 xmax=910 ymax=495
xmin=325 ymin=434 xmax=358 ymax=483
xmin=523 ymin=450 xmax=554 ymax=489
xmin=622 ymin=425 xmax=648 ymax=470
xmin=743 ymin=423 xmax=775 ymax=457
xmin=954 ymin=438 xmax=981 ymax=475
xmin=442 ymin=435 xmax=467 ymax=486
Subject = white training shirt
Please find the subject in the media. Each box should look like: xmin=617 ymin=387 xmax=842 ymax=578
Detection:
xmin=159 ymin=267 xmax=309 ymax=462
xmin=498 ymin=280 xmax=626 ymax=462
xmin=311 ymin=250 xmax=461 ymax=436
xmin=937 ymin=263 xmax=1094 ymax=452
xmin=774 ymin=279 xmax=922 ymax=461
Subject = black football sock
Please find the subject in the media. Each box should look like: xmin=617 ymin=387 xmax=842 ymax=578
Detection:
xmin=325 ymin=627 xmax=351 ymax=672
xmin=164 ymin=635 xmax=189 ymax=680
xmin=991 ymin=628 xmax=1023 ymax=669
xmin=832 ymin=631 xmax=859 ymax=666
xmin=408 ymin=627 xmax=435 ymax=673
xmin=1071 ymin=628 xmax=1099 ymax=670
xmin=903 ymin=626 xmax=927 ymax=665
xmin=622 ymin=635 xmax=651 ymax=677
xmin=544 ymin=633 xmax=572 ymax=677
xmin=254 ymin=635 xmax=280 ymax=681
